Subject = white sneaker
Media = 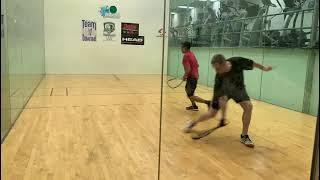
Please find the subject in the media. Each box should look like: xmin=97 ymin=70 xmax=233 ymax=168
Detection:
xmin=183 ymin=121 xmax=196 ymax=133
xmin=240 ymin=134 xmax=255 ymax=148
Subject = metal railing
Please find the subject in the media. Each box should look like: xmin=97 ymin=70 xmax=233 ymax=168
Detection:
xmin=169 ymin=8 xmax=318 ymax=48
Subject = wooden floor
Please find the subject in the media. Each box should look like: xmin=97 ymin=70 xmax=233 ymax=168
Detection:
xmin=1 ymin=75 xmax=317 ymax=180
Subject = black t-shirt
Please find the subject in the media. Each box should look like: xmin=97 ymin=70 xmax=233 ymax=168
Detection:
xmin=214 ymin=57 xmax=254 ymax=95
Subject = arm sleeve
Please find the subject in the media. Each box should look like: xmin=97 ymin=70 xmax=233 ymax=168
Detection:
xmin=236 ymin=57 xmax=254 ymax=70
xmin=182 ymin=55 xmax=191 ymax=74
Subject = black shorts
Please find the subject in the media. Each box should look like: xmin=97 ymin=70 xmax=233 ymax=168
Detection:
xmin=185 ymin=77 xmax=197 ymax=97
xmin=211 ymin=88 xmax=250 ymax=110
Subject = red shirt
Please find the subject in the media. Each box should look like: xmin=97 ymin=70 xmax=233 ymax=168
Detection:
xmin=182 ymin=51 xmax=199 ymax=79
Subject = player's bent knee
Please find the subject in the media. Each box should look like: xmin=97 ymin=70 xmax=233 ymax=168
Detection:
xmin=218 ymin=96 xmax=228 ymax=107
xmin=219 ymin=99 xmax=227 ymax=107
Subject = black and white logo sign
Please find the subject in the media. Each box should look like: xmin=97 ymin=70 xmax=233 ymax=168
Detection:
xmin=82 ymin=20 xmax=96 ymax=41
xmin=121 ymin=36 xmax=144 ymax=45
xmin=103 ymin=22 xmax=116 ymax=41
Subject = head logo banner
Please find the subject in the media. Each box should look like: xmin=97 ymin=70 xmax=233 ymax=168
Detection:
xmin=99 ymin=4 xmax=120 ymax=19
xmin=103 ymin=22 xmax=116 ymax=41
xmin=82 ymin=20 xmax=96 ymax=41
xmin=121 ymin=23 xmax=144 ymax=45
xmin=121 ymin=36 xmax=144 ymax=45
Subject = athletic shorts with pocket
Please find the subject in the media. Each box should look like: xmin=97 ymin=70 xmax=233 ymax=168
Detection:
xmin=211 ymin=87 xmax=250 ymax=110
xmin=185 ymin=77 xmax=198 ymax=97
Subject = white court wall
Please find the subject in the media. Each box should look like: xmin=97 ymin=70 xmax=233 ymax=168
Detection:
xmin=44 ymin=0 xmax=168 ymax=74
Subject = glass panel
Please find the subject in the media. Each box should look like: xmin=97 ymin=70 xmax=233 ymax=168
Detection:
xmin=2 ymin=0 xmax=166 ymax=180
xmin=6 ymin=0 xmax=45 ymax=124
xmin=163 ymin=0 xmax=318 ymax=179
xmin=1 ymin=0 xmax=45 ymax=139
xmin=260 ymin=48 xmax=309 ymax=111
xmin=310 ymin=51 xmax=319 ymax=116
xmin=1 ymin=0 xmax=11 ymax=140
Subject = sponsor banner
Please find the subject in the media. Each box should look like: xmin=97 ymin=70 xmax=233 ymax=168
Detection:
xmin=156 ymin=28 xmax=167 ymax=37
xmin=121 ymin=36 xmax=144 ymax=45
xmin=99 ymin=4 xmax=120 ymax=19
xmin=121 ymin=23 xmax=139 ymax=37
xmin=82 ymin=20 xmax=96 ymax=41
xmin=103 ymin=22 xmax=116 ymax=41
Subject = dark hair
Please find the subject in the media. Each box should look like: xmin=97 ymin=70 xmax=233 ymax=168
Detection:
xmin=181 ymin=41 xmax=191 ymax=50
xmin=211 ymin=54 xmax=226 ymax=64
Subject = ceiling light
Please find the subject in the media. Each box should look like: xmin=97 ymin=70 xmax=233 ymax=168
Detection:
xmin=178 ymin=6 xmax=194 ymax=9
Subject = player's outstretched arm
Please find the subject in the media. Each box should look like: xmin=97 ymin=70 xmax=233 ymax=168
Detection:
xmin=253 ymin=62 xmax=273 ymax=72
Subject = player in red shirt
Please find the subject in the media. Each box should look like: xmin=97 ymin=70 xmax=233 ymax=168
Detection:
xmin=181 ymin=42 xmax=211 ymax=111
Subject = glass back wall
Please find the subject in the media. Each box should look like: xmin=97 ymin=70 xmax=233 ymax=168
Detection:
xmin=1 ymin=0 xmax=45 ymax=141
xmin=167 ymin=0 xmax=319 ymax=115
xmin=1 ymin=0 xmax=11 ymax=140
xmin=161 ymin=1 xmax=318 ymax=179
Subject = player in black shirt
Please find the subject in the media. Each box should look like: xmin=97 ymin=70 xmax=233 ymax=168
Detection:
xmin=183 ymin=54 xmax=272 ymax=147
